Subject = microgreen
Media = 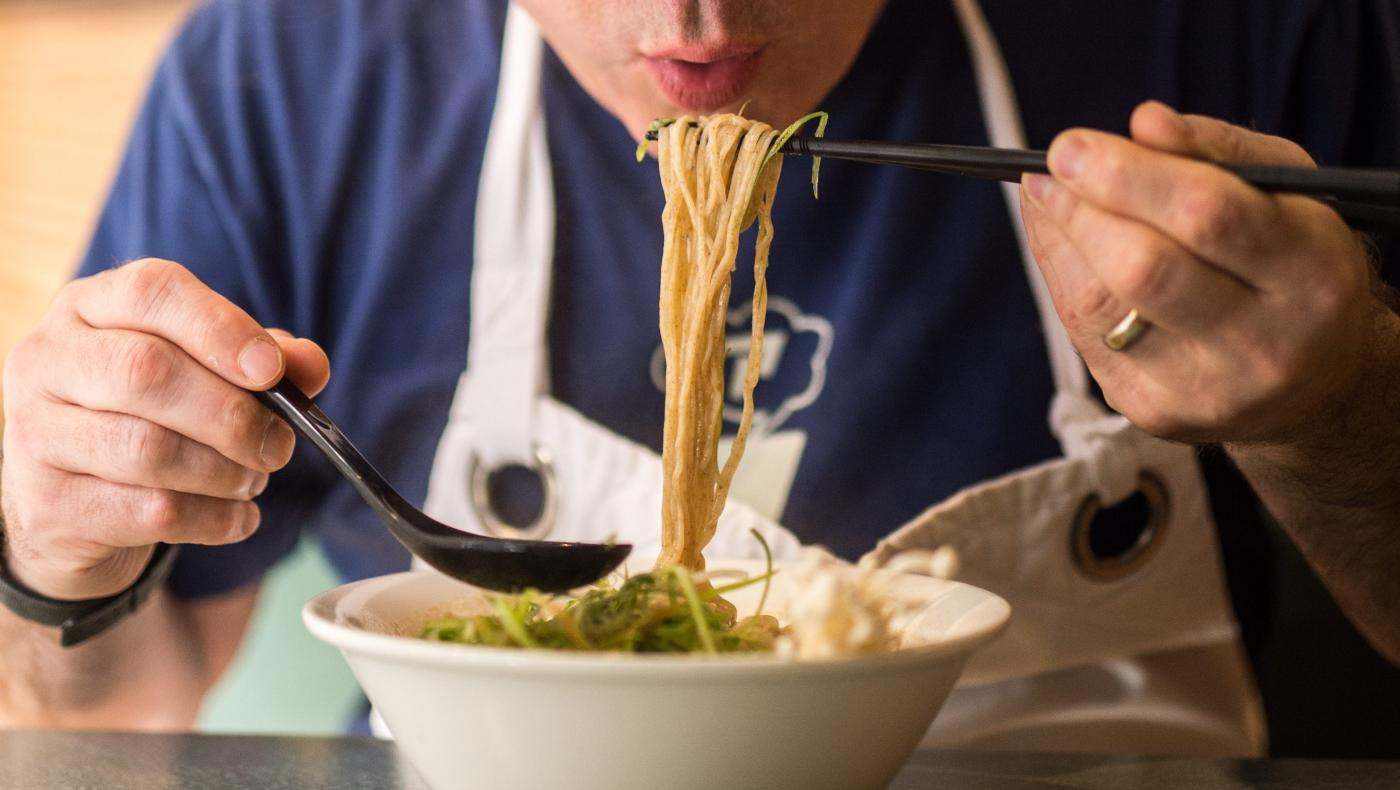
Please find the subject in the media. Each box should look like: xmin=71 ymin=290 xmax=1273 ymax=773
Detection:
xmin=423 ymin=536 xmax=782 ymax=654
xmin=636 ymin=118 xmax=678 ymax=162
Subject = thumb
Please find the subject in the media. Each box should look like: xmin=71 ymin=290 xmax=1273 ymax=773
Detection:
xmin=266 ymin=329 xmax=332 ymax=397
xmin=1129 ymin=100 xmax=1316 ymax=168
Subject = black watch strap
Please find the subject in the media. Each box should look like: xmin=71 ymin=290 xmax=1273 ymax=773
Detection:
xmin=0 ymin=543 xmax=180 ymax=648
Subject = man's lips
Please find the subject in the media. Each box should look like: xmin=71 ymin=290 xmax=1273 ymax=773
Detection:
xmin=642 ymin=48 xmax=763 ymax=113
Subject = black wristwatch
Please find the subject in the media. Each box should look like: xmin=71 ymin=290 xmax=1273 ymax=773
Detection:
xmin=0 ymin=541 xmax=180 ymax=648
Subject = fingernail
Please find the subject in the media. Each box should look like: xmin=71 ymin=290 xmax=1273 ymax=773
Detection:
xmin=245 ymin=472 xmax=270 ymax=499
xmin=1023 ymin=173 xmax=1056 ymax=205
xmin=1050 ymin=135 xmax=1086 ymax=181
xmin=238 ymin=337 xmax=283 ymax=386
xmin=259 ymin=417 xmax=295 ymax=470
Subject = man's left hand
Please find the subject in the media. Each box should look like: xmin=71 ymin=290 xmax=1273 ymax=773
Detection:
xmin=1021 ymin=100 xmax=1400 ymax=665
xmin=1020 ymin=100 xmax=1390 ymax=446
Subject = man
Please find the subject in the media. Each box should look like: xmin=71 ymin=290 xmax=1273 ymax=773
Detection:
xmin=1 ymin=0 xmax=1397 ymax=751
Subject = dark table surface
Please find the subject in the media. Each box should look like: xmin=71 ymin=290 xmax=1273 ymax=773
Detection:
xmin=3 ymin=730 xmax=1398 ymax=790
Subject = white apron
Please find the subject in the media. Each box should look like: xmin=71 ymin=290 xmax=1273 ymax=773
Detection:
xmin=414 ymin=0 xmax=1266 ymax=756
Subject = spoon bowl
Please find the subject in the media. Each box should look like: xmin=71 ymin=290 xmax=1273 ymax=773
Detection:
xmin=253 ymin=379 xmax=629 ymax=592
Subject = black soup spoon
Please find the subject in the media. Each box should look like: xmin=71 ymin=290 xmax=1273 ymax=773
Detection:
xmin=253 ymin=379 xmax=630 ymax=592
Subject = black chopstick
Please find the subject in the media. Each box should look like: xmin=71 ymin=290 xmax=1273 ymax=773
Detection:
xmin=785 ymin=137 xmax=1400 ymax=203
xmin=823 ymin=151 xmax=1400 ymax=235
xmin=641 ymin=130 xmax=1400 ymax=232
xmin=786 ymin=137 xmax=1400 ymax=233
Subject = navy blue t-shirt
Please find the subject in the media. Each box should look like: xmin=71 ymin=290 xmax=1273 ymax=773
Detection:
xmin=81 ymin=2 xmax=1398 ymax=601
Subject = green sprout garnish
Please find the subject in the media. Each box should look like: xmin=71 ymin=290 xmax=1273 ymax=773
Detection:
xmin=492 ymin=593 xmax=541 ymax=649
xmin=636 ymin=118 xmax=678 ymax=162
xmin=423 ymin=530 xmax=780 ymax=654
xmin=765 ymin=111 xmax=830 ymax=199
xmin=668 ymin=565 xmax=717 ymax=654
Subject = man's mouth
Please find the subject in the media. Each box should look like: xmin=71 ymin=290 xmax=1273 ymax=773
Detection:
xmin=642 ymin=45 xmax=764 ymax=113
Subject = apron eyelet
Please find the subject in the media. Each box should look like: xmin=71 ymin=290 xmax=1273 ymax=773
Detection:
xmin=1071 ymin=471 xmax=1170 ymax=581
xmin=467 ymin=445 xmax=559 ymax=540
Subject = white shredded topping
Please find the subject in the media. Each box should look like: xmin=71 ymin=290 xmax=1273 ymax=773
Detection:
xmin=775 ymin=545 xmax=960 ymax=659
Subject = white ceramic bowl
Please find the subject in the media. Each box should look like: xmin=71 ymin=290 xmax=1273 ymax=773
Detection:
xmin=304 ymin=562 xmax=1009 ymax=790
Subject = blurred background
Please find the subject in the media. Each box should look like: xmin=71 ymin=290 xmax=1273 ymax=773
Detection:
xmin=0 ymin=0 xmax=190 ymax=377
xmin=0 ymin=0 xmax=360 ymax=736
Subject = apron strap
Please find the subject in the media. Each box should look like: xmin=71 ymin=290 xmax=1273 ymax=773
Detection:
xmin=459 ymin=3 xmax=557 ymax=466
xmin=464 ymin=0 xmax=1110 ymax=467
xmin=949 ymin=0 xmax=1104 ymax=449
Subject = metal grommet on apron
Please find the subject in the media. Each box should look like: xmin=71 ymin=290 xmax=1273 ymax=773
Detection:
xmin=467 ymin=446 xmax=558 ymax=540
xmin=400 ymin=0 xmax=1265 ymax=757
xmin=1071 ymin=471 xmax=1170 ymax=581
xmin=863 ymin=0 xmax=1265 ymax=756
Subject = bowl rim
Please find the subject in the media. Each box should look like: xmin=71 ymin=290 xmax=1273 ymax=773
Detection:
xmin=305 ymin=566 xmax=1010 ymax=679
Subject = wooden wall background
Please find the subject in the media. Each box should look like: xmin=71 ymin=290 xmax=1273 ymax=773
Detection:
xmin=0 ymin=0 xmax=194 ymax=423
xmin=0 ymin=5 xmax=365 ymax=735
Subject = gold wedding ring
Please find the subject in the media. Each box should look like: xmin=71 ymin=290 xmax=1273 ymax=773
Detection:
xmin=1103 ymin=308 xmax=1149 ymax=351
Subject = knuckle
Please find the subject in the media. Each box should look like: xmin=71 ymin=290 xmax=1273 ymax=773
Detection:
xmin=120 ymin=258 xmax=187 ymax=321
xmin=1093 ymin=149 xmax=1132 ymax=196
xmin=118 ymin=335 xmax=178 ymax=403
xmin=1176 ymin=188 xmax=1248 ymax=251
xmin=1251 ymin=350 xmax=1297 ymax=400
xmin=1216 ymin=130 xmax=1256 ymax=164
xmin=1114 ymin=244 xmax=1175 ymax=305
xmin=1195 ymin=389 xmax=1244 ymax=432
xmin=5 ymin=409 xmax=62 ymax=476
xmin=1058 ymin=308 xmax=1089 ymax=337
xmin=125 ymin=419 xmax=181 ymax=474
xmin=1304 ymin=274 xmax=1350 ymax=320
xmin=1128 ymin=402 xmax=1179 ymax=439
xmin=139 ymin=489 xmax=185 ymax=536
xmin=51 ymin=278 xmax=86 ymax=312
xmin=3 ymin=332 xmax=43 ymax=386
xmin=1318 ymin=242 xmax=1370 ymax=306
xmin=221 ymin=391 xmax=268 ymax=450
xmin=1292 ymin=205 xmax=1370 ymax=299
xmin=4 ymin=410 xmax=41 ymax=459
xmin=262 ymin=422 xmax=295 ymax=470
xmin=1107 ymin=379 xmax=1184 ymax=439
xmin=1068 ymin=282 xmax=1118 ymax=329
xmin=201 ymin=308 xmax=256 ymax=354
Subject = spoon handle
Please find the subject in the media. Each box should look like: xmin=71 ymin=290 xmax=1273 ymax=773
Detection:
xmin=253 ymin=379 xmax=414 ymax=531
xmin=252 ymin=380 xmax=631 ymax=592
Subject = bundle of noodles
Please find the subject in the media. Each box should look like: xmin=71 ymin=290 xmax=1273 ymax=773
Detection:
xmin=423 ymin=112 xmax=916 ymax=657
xmin=655 ymin=115 xmax=784 ymax=572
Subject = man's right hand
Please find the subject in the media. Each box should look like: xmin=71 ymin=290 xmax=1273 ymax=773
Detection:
xmin=1 ymin=258 xmax=330 ymax=602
